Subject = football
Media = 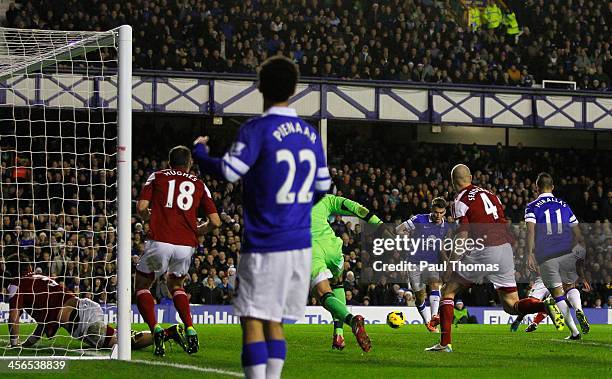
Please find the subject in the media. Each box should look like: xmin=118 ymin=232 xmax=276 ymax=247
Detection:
xmin=386 ymin=311 xmax=406 ymax=329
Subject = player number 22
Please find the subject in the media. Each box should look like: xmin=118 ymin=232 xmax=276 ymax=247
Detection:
xmin=166 ymin=180 xmax=195 ymax=210
xmin=276 ymin=149 xmax=316 ymax=204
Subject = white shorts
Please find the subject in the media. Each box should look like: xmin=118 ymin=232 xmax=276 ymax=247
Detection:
xmin=233 ymin=249 xmax=311 ymax=323
xmin=71 ymin=298 xmax=106 ymax=347
xmin=136 ymin=240 xmax=195 ymax=279
xmin=408 ymin=264 xmax=440 ymax=292
xmin=529 ymin=277 xmax=550 ymax=300
xmin=455 ymin=243 xmax=517 ymax=290
xmin=539 ymin=253 xmax=578 ymax=289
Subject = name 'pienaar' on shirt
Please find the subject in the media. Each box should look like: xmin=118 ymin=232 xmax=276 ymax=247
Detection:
xmin=525 ymin=193 xmax=577 ymax=262
xmin=272 ymin=121 xmax=317 ymax=143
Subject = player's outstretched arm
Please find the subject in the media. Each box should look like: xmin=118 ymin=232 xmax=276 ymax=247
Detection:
xmin=193 ymin=134 xmax=258 ymax=183
xmin=329 ymin=195 xmax=382 ymax=224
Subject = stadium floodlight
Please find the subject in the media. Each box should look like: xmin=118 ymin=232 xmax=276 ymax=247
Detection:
xmin=0 ymin=25 xmax=132 ymax=360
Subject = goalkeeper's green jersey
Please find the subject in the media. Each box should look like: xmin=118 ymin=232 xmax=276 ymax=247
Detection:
xmin=311 ymin=195 xmax=382 ymax=240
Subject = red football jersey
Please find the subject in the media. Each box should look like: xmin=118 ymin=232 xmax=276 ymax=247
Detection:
xmin=454 ymin=184 xmax=514 ymax=246
xmin=8 ymin=273 xmax=75 ymax=337
xmin=140 ymin=168 xmax=217 ymax=247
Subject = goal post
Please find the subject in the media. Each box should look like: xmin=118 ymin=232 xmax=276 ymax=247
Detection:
xmin=116 ymin=24 xmax=132 ymax=362
xmin=0 ymin=25 xmax=132 ymax=360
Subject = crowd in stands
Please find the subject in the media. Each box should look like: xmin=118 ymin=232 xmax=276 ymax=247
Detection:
xmin=1 ymin=122 xmax=611 ymax=309
xmin=5 ymin=0 xmax=612 ymax=90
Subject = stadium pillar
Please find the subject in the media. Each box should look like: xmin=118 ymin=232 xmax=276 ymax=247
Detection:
xmin=320 ymin=118 xmax=328 ymax=158
xmin=117 ymin=24 xmax=133 ymax=361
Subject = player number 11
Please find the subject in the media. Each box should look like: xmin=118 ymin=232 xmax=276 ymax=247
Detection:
xmin=544 ymin=208 xmax=563 ymax=235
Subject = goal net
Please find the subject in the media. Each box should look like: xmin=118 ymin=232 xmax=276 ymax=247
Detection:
xmin=0 ymin=26 xmax=132 ymax=359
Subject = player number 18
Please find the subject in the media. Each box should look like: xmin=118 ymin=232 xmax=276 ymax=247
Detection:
xmin=166 ymin=180 xmax=195 ymax=210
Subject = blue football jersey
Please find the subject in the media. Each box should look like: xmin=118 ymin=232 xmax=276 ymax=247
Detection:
xmin=402 ymin=214 xmax=451 ymax=263
xmin=194 ymin=106 xmax=330 ymax=253
xmin=524 ymin=193 xmax=578 ymax=262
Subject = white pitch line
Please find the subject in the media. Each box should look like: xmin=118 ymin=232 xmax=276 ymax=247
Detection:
xmin=550 ymin=339 xmax=612 ymax=348
xmin=130 ymin=359 xmax=243 ymax=378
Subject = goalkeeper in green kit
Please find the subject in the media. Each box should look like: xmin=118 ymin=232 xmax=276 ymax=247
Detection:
xmin=311 ymin=194 xmax=383 ymax=352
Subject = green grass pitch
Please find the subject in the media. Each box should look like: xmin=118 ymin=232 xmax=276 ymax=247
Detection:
xmin=2 ymin=324 xmax=611 ymax=378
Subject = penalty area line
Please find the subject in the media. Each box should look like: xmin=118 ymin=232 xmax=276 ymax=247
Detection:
xmin=130 ymin=359 xmax=243 ymax=377
xmin=549 ymin=339 xmax=612 ymax=348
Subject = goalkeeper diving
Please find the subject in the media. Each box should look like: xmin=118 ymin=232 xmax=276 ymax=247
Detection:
xmin=311 ymin=194 xmax=384 ymax=352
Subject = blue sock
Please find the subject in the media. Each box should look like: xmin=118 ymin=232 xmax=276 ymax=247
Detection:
xmin=242 ymin=341 xmax=268 ymax=378
xmin=554 ymin=295 xmax=566 ymax=303
xmin=266 ymin=340 xmax=287 ymax=379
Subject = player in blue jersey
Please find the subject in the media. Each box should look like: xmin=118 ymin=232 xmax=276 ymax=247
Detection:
xmin=192 ymin=56 xmax=330 ymax=379
xmin=396 ymin=197 xmax=451 ymax=332
xmin=523 ymin=172 xmax=588 ymax=340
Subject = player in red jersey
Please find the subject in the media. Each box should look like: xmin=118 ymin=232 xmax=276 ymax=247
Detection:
xmin=135 ymin=145 xmax=220 ymax=356
xmin=6 ymin=267 xmax=185 ymax=350
xmin=426 ymin=164 xmax=563 ymax=352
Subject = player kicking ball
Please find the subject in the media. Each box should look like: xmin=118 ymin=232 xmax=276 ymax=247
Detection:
xmin=135 ymin=145 xmax=221 ymax=356
xmin=6 ymin=267 xmax=186 ymax=351
xmin=396 ymin=197 xmax=451 ymax=332
xmin=425 ymin=164 xmax=563 ymax=353
xmin=311 ymin=194 xmax=377 ymax=352
xmin=192 ymin=56 xmax=330 ymax=379
xmin=520 ymin=172 xmax=590 ymax=340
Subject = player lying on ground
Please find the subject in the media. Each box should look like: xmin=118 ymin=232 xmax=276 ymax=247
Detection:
xmin=311 ymin=194 xmax=377 ymax=352
xmin=425 ymin=164 xmax=563 ymax=353
xmin=135 ymin=145 xmax=221 ymax=356
xmin=396 ymin=197 xmax=451 ymax=332
xmin=193 ymin=56 xmax=330 ymax=379
xmin=516 ymin=172 xmax=590 ymax=340
xmin=6 ymin=268 xmax=186 ymax=350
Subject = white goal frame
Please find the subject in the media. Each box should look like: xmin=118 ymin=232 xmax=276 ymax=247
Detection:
xmin=0 ymin=25 xmax=132 ymax=361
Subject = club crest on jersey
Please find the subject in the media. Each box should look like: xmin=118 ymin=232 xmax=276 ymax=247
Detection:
xmin=229 ymin=141 xmax=246 ymax=156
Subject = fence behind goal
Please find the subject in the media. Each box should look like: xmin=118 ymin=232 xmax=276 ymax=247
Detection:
xmin=0 ymin=26 xmax=132 ymax=360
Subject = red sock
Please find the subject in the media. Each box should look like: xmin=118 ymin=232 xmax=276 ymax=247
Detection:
xmin=440 ymin=297 xmax=454 ymax=346
xmin=516 ymin=297 xmax=546 ymax=315
xmin=533 ymin=312 xmax=547 ymax=325
xmin=136 ymin=289 xmax=158 ymax=331
xmin=172 ymin=289 xmax=193 ymax=328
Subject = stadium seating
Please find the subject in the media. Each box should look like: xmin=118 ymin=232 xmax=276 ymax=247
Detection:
xmin=6 ymin=0 xmax=612 ymax=90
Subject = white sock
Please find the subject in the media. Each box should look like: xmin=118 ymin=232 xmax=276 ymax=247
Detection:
xmin=566 ymin=288 xmax=583 ymax=311
xmin=266 ymin=358 xmax=284 ymax=379
xmin=430 ymin=289 xmax=441 ymax=316
xmin=245 ymin=364 xmax=266 ymax=379
xmin=556 ymin=298 xmax=579 ymax=337
xmin=417 ymin=302 xmax=431 ymax=323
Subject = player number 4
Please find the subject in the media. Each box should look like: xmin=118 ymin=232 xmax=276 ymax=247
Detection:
xmin=480 ymin=193 xmax=499 ymax=220
xmin=276 ymin=149 xmax=316 ymax=204
xmin=166 ymin=180 xmax=195 ymax=210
